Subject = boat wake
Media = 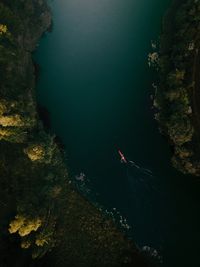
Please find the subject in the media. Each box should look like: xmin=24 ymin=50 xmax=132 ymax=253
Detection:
xmin=117 ymin=149 xmax=153 ymax=177
xmin=129 ymin=160 xmax=153 ymax=177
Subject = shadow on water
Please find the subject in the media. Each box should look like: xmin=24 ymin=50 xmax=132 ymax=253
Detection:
xmin=34 ymin=0 xmax=200 ymax=266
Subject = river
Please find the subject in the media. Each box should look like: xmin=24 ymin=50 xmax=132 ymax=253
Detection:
xmin=34 ymin=0 xmax=200 ymax=266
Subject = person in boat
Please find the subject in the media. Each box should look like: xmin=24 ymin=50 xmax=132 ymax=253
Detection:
xmin=118 ymin=150 xmax=128 ymax=164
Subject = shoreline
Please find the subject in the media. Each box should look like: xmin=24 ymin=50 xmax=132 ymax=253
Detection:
xmin=154 ymin=0 xmax=200 ymax=176
xmin=0 ymin=1 xmax=152 ymax=266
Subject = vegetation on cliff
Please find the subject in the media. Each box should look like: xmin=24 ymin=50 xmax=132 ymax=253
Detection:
xmin=0 ymin=1 xmax=150 ymax=266
xmin=153 ymin=0 xmax=200 ymax=176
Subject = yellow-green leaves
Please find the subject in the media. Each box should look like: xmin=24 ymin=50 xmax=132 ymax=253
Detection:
xmin=0 ymin=24 xmax=7 ymax=35
xmin=9 ymin=215 xmax=42 ymax=237
xmin=24 ymin=144 xmax=45 ymax=161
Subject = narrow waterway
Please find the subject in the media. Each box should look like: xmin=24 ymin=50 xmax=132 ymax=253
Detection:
xmin=35 ymin=1 xmax=200 ymax=266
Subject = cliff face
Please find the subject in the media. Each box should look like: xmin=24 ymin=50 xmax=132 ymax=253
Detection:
xmin=0 ymin=1 xmax=151 ymax=267
xmin=154 ymin=0 xmax=200 ymax=176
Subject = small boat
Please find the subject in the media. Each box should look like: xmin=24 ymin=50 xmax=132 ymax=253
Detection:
xmin=118 ymin=150 xmax=128 ymax=164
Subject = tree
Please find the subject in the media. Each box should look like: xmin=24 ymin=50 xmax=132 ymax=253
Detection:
xmin=0 ymin=24 xmax=7 ymax=35
xmin=8 ymin=214 xmax=42 ymax=237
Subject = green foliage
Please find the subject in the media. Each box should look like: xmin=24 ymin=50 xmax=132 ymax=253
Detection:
xmin=9 ymin=215 xmax=42 ymax=237
xmin=167 ymin=114 xmax=194 ymax=145
xmin=0 ymin=24 xmax=8 ymax=35
xmin=0 ymin=1 xmax=150 ymax=266
xmin=23 ymin=133 xmax=59 ymax=164
xmin=153 ymin=0 xmax=200 ymax=175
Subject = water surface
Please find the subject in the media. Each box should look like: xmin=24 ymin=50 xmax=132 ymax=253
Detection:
xmin=35 ymin=1 xmax=200 ymax=266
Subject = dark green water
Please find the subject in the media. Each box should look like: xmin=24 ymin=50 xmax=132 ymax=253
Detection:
xmin=35 ymin=1 xmax=200 ymax=266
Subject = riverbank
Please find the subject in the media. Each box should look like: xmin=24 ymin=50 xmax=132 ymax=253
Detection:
xmin=0 ymin=1 xmax=151 ymax=266
xmin=154 ymin=0 xmax=200 ymax=176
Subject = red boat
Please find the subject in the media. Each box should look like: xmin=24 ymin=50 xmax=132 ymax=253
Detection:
xmin=118 ymin=150 xmax=128 ymax=164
